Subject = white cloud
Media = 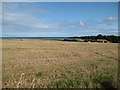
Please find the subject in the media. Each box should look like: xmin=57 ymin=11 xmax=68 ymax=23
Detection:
xmin=108 ymin=16 xmax=113 ymax=20
xmin=79 ymin=20 xmax=85 ymax=26
xmin=3 ymin=12 xmax=54 ymax=29
xmin=103 ymin=16 xmax=117 ymax=25
xmin=3 ymin=11 xmax=87 ymax=30
xmin=107 ymin=16 xmax=117 ymax=21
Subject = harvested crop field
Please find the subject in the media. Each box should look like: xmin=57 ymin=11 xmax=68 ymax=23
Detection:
xmin=2 ymin=39 xmax=118 ymax=88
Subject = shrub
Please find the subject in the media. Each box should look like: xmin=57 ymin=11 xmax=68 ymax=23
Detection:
xmin=53 ymin=77 xmax=81 ymax=88
xmin=51 ymin=74 xmax=116 ymax=89
xmin=36 ymin=70 xmax=43 ymax=77
xmin=81 ymin=78 xmax=90 ymax=88
xmin=91 ymin=73 xmax=115 ymax=88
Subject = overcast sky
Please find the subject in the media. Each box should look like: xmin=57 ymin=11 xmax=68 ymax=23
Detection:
xmin=2 ymin=2 xmax=118 ymax=37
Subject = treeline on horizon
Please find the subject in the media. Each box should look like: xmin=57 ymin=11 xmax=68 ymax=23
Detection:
xmin=70 ymin=34 xmax=120 ymax=43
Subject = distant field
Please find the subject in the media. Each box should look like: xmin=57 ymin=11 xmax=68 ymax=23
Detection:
xmin=2 ymin=39 xmax=118 ymax=88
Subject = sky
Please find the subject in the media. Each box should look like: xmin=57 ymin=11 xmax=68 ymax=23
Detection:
xmin=1 ymin=0 xmax=120 ymax=2
xmin=2 ymin=2 xmax=118 ymax=37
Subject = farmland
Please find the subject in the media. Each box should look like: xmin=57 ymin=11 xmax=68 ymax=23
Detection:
xmin=2 ymin=39 xmax=118 ymax=88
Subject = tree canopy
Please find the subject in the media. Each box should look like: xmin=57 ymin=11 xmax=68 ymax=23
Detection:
xmin=70 ymin=34 xmax=120 ymax=43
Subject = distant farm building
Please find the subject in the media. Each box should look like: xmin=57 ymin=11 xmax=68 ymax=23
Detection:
xmin=90 ymin=39 xmax=109 ymax=43
xmin=63 ymin=38 xmax=109 ymax=43
xmin=76 ymin=39 xmax=85 ymax=42
xmin=97 ymin=39 xmax=109 ymax=43
xmin=81 ymin=39 xmax=109 ymax=43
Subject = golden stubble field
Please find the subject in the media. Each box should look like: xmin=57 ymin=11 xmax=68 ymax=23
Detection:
xmin=2 ymin=39 xmax=118 ymax=88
